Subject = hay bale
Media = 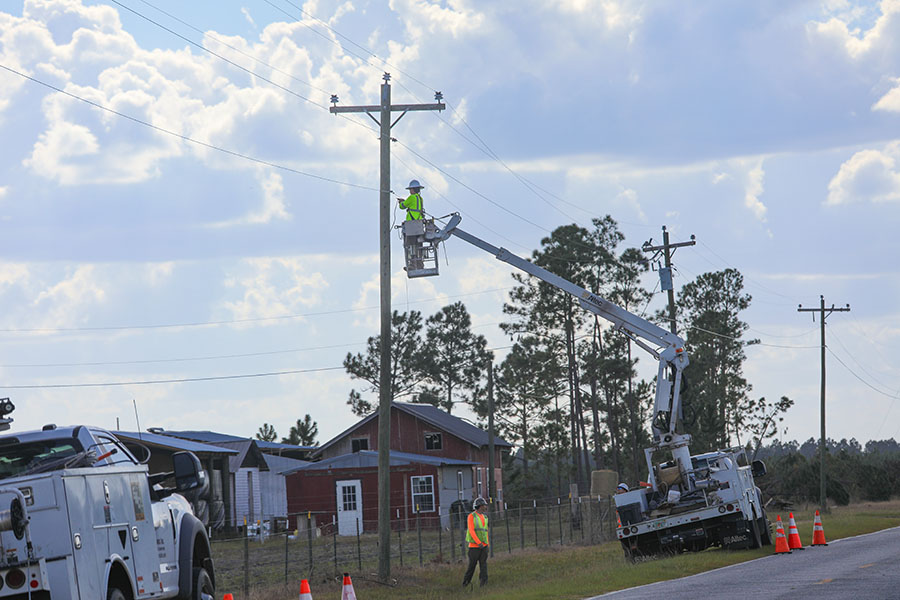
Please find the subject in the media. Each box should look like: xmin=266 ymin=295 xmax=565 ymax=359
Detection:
xmin=590 ymin=469 xmax=618 ymax=497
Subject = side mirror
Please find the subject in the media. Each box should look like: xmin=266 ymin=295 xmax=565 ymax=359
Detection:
xmin=172 ymin=452 xmax=203 ymax=492
xmin=751 ymin=459 xmax=767 ymax=478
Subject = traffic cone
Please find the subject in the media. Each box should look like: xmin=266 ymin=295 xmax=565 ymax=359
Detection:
xmin=341 ymin=573 xmax=358 ymax=600
xmin=299 ymin=578 xmax=313 ymax=600
xmin=774 ymin=515 xmax=791 ymax=554
xmin=223 ymin=595 xmax=233 ymax=600
xmin=787 ymin=512 xmax=805 ymax=550
xmin=811 ymin=510 xmax=828 ymax=546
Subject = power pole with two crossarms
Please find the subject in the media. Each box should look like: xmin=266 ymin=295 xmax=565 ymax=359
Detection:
xmin=329 ymin=73 xmax=444 ymax=582
xmin=798 ymin=296 xmax=850 ymax=514
xmin=641 ymin=226 xmax=696 ymax=334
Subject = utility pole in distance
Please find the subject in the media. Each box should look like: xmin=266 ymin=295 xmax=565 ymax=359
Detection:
xmin=329 ymin=73 xmax=444 ymax=582
xmin=798 ymin=296 xmax=849 ymax=514
xmin=641 ymin=226 xmax=695 ymax=334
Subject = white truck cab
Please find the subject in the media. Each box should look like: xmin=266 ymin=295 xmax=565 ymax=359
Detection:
xmin=0 ymin=422 xmax=215 ymax=599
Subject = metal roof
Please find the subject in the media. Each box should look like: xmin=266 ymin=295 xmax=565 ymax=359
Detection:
xmin=316 ymin=402 xmax=512 ymax=455
xmin=150 ymin=429 xmax=315 ymax=451
xmin=282 ymin=450 xmax=477 ymax=475
xmin=113 ymin=431 xmax=238 ymax=455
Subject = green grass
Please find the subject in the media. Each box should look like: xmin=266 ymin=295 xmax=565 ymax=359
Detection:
xmin=223 ymin=500 xmax=900 ymax=600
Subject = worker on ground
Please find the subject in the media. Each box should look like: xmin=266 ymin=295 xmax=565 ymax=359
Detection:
xmin=616 ymin=483 xmax=629 ymax=494
xmin=398 ymin=180 xmax=424 ymax=220
xmin=462 ymin=496 xmax=489 ymax=587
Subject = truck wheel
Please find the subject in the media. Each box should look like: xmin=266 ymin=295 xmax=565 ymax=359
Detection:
xmin=194 ymin=567 xmax=215 ymax=600
xmin=749 ymin=516 xmax=763 ymax=549
xmin=759 ymin=509 xmax=772 ymax=546
xmin=107 ymin=587 xmax=128 ymax=600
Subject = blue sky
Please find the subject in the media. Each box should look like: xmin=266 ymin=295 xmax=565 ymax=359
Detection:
xmin=0 ymin=0 xmax=899 ymax=449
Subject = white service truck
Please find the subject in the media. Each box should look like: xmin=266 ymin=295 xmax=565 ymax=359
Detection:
xmin=411 ymin=214 xmax=772 ymax=559
xmin=0 ymin=400 xmax=215 ymax=599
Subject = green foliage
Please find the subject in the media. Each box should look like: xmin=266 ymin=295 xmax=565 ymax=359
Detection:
xmin=281 ymin=414 xmax=319 ymax=447
xmin=255 ymin=423 xmax=277 ymax=442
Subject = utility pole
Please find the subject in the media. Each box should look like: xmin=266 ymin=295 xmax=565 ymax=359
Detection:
xmin=641 ymin=226 xmax=696 ymax=334
xmin=798 ymin=296 xmax=850 ymax=514
xmin=487 ymin=360 xmax=496 ymax=505
xmin=329 ymin=73 xmax=444 ymax=582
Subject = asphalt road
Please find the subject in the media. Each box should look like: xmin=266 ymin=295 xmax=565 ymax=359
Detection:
xmin=588 ymin=526 xmax=900 ymax=600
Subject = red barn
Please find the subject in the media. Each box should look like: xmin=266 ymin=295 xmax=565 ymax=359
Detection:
xmin=286 ymin=402 xmax=512 ymax=534
xmin=283 ymin=450 xmax=477 ymax=533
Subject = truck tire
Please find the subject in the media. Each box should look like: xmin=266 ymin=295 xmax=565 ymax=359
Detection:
xmin=749 ymin=515 xmax=763 ymax=549
xmin=759 ymin=509 xmax=772 ymax=546
xmin=107 ymin=587 xmax=128 ymax=600
xmin=194 ymin=567 xmax=215 ymax=600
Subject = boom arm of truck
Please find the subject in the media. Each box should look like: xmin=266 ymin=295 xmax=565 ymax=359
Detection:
xmin=425 ymin=214 xmax=693 ymax=488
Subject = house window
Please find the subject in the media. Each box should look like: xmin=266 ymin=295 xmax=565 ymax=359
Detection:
xmin=341 ymin=484 xmax=358 ymax=512
xmin=457 ymin=470 xmax=464 ymax=501
xmin=411 ymin=476 xmax=435 ymax=513
xmin=351 ymin=438 xmax=368 ymax=453
xmin=424 ymin=432 xmax=442 ymax=450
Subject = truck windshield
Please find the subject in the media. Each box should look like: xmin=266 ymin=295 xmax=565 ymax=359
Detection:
xmin=0 ymin=439 xmax=86 ymax=480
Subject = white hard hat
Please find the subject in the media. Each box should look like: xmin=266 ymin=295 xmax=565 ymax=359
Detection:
xmin=407 ymin=179 xmax=423 ymax=190
xmin=617 ymin=483 xmax=629 ymax=492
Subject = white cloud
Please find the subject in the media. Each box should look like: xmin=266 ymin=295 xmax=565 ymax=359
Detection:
xmin=221 ymin=257 xmax=329 ymax=323
xmin=744 ymin=160 xmax=767 ymax=221
xmin=810 ymin=0 xmax=900 ymax=59
xmin=240 ymin=7 xmax=256 ymax=29
xmin=827 ymin=147 xmax=900 ymax=205
xmin=873 ymin=78 xmax=900 ymax=112
xmin=389 ymin=0 xmax=487 ymax=40
xmin=207 ymin=169 xmax=291 ymax=227
xmin=32 ymin=265 xmax=107 ymax=329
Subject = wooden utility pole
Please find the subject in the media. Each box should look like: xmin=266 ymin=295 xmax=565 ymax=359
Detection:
xmin=798 ymin=296 xmax=849 ymax=514
xmin=487 ymin=360 xmax=496 ymax=504
xmin=329 ymin=73 xmax=444 ymax=582
xmin=641 ymin=226 xmax=695 ymax=334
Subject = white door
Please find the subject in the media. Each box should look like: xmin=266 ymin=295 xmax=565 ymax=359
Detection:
xmin=335 ymin=480 xmax=362 ymax=536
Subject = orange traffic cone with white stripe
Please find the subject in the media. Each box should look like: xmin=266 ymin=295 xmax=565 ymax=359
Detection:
xmin=299 ymin=579 xmax=313 ymax=600
xmin=341 ymin=573 xmax=358 ymax=600
xmin=774 ymin=515 xmax=791 ymax=554
xmin=787 ymin=512 xmax=805 ymax=550
xmin=811 ymin=510 xmax=828 ymax=546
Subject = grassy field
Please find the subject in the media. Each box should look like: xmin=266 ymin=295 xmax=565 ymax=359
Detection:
xmin=222 ymin=500 xmax=900 ymax=600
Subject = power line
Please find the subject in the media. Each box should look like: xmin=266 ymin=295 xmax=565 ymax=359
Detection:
xmin=0 ymin=286 xmax=513 ymax=334
xmin=0 ymin=365 xmax=346 ymax=389
xmin=0 ymin=63 xmax=380 ymax=192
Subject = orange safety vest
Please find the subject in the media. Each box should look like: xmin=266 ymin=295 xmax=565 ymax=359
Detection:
xmin=466 ymin=511 xmax=489 ymax=547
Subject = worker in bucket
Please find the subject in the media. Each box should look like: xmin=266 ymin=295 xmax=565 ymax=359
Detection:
xmin=462 ymin=496 xmax=490 ymax=587
xmin=616 ymin=483 xmax=629 ymax=494
xmin=398 ymin=179 xmax=424 ymax=220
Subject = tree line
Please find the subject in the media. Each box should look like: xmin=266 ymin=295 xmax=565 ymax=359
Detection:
xmin=340 ymin=215 xmax=795 ymax=498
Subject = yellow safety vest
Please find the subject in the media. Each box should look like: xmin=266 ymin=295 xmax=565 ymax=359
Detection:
xmin=466 ymin=511 xmax=489 ymax=547
xmin=401 ymin=193 xmax=423 ymax=220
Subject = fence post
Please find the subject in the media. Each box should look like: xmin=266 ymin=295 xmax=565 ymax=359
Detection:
xmin=417 ymin=509 xmax=423 ymax=566
xmin=284 ymin=527 xmax=289 ymax=585
xmin=438 ymin=511 xmax=443 ymax=562
xmin=332 ymin=516 xmax=338 ymax=578
xmin=242 ymin=517 xmax=249 ymax=598
xmin=545 ymin=504 xmax=550 ymax=548
xmin=519 ymin=503 xmax=524 ymax=551
xmin=356 ymin=518 xmax=362 ymax=571
xmin=398 ymin=529 xmax=403 ymax=567
xmin=557 ymin=499 xmax=563 ymax=545
xmin=450 ymin=511 xmax=456 ymax=562
xmin=533 ymin=500 xmax=538 ymax=547
xmin=505 ymin=503 xmax=511 ymax=554
xmin=306 ymin=512 xmax=314 ymax=578
xmin=489 ymin=498 xmax=494 ymax=558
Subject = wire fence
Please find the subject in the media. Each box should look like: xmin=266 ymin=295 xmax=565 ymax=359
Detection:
xmin=211 ymin=496 xmax=619 ymax=598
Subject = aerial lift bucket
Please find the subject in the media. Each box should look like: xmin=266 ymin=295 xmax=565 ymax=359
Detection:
xmin=402 ymin=219 xmax=440 ymax=278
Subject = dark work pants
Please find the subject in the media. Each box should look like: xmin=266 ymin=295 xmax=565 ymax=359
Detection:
xmin=462 ymin=546 xmax=489 ymax=585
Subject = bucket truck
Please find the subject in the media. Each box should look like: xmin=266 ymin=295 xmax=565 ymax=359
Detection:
xmin=406 ymin=214 xmax=771 ymax=558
